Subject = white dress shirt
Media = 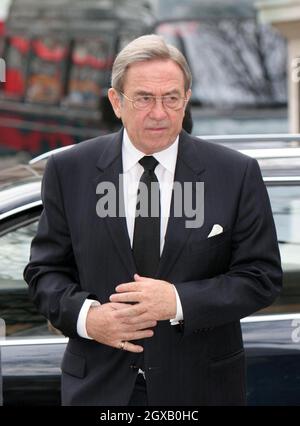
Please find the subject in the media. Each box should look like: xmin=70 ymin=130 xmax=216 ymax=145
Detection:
xmin=77 ymin=129 xmax=183 ymax=339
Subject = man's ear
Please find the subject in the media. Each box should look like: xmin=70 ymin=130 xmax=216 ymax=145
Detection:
xmin=182 ymin=89 xmax=192 ymax=115
xmin=185 ymin=89 xmax=192 ymax=104
xmin=108 ymin=88 xmax=122 ymax=119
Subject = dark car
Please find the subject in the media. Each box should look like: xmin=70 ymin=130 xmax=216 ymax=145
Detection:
xmin=0 ymin=136 xmax=300 ymax=406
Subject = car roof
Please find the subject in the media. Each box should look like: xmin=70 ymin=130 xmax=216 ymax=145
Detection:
xmin=202 ymin=134 xmax=300 ymax=179
xmin=0 ymin=178 xmax=42 ymax=219
xmin=240 ymin=148 xmax=300 ymax=179
xmin=28 ymin=136 xmax=300 ymax=177
xmin=1 ymin=135 xmax=300 ymax=219
xmin=0 ymin=164 xmax=43 ymax=219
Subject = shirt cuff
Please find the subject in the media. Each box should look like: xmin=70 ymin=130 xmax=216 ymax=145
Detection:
xmin=170 ymin=285 xmax=183 ymax=325
xmin=77 ymin=299 xmax=101 ymax=339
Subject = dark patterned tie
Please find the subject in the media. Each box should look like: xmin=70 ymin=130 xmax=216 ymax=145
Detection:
xmin=132 ymin=156 xmax=160 ymax=277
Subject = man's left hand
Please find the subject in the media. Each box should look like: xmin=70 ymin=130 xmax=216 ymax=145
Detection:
xmin=109 ymin=274 xmax=177 ymax=322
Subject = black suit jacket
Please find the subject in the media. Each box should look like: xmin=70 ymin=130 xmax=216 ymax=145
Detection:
xmin=24 ymin=129 xmax=282 ymax=405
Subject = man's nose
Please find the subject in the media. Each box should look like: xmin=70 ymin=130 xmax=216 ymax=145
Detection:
xmin=149 ymin=98 xmax=168 ymax=119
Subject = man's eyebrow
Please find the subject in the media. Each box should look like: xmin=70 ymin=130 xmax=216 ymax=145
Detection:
xmin=163 ymin=90 xmax=181 ymax=96
xmin=134 ymin=90 xmax=153 ymax=96
xmin=134 ymin=89 xmax=181 ymax=96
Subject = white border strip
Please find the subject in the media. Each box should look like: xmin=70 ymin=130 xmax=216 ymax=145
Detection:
xmin=0 ymin=337 xmax=68 ymax=347
xmin=241 ymin=313 xmax=300 ymax=323
xmin=199 ymin=134 xmax=300 ymax=142
xmin=240 ymin=148 xmax=300 ymax=159
xmin=0 ymin=200 xmax=43 ymax=221
xmin=263 ymin=176 xmax=300 ymax=182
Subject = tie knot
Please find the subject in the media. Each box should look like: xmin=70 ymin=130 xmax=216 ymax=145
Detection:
xmin=139 ymin=156 xmax=159 ymax=172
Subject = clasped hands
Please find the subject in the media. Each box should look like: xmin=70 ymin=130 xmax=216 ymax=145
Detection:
xmin=86 ymin=274 xmax=177 ymax=353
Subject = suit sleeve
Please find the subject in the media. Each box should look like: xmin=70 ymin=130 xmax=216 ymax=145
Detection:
xmin=24 ymin=155 xmax=94 ymax=337
xmin=174 ymin=157 xmax=282 ymax=336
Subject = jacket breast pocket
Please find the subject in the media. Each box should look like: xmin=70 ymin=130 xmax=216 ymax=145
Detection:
xmin=186 ymin=229 xmax=231 ymax=262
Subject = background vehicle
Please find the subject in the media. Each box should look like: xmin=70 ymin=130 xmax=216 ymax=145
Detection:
xmin=0 ymin=135 xmax=300 ymax=405
xmin=0 ymin=0 xmax=154 ymax=156
xmin=0 ymin=0 xmax=288 ymax=157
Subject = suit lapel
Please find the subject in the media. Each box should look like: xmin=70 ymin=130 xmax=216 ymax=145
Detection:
xmin=157 ymin=131 xmax=206 ymax=278
xmin=93 ymin=129 xmax=136 ymax=277
xmin=92 ymin=129 xmax=206 ymax=279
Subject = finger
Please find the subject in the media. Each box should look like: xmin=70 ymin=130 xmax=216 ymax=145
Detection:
xmin=130 ymin=320 xmax=157 ymax=331
xmin=124 ymin=329 xmax=154 ymax=341
xmin=115 ymin=282 xmax=138 ymax=292
xmin=110 ymin=292 xmax=141 ymax=303
xmin=114 ymin=305 xmax=146 ymax=318
xmin=124 ymin=317 xmax=156 ymax=327
xmin=134 ymin=274 xmax=152 ymax=282
xmin=134 ymin=273 xmax=142 ymax=281
xmin=116 ymin=341 xmax=144 ymax=353
xmin=122 ymin=312 xmax=157 ymax=327
xmin=109 ymin=302 xmax=134 ymax=310
xmin=121 ymin=319 xmax=156 ymax=331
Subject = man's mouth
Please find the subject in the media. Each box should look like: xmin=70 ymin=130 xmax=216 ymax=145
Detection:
xmin=147 ymin=127 xmax=167 ymax=131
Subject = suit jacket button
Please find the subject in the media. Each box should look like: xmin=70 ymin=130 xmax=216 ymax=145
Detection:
xmin=130 ymin=364 xmax=138 ymax=370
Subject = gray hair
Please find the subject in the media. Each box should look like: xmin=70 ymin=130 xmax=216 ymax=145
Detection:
xmin=111 ymin=34 xmax=192 ymax=93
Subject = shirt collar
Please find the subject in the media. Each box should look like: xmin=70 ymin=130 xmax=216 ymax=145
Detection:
xmin=122 ymin=128 xmax=179 ymax=174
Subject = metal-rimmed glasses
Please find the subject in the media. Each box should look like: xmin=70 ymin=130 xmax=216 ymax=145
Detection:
xmin=119 ymin=92 xmax=188 ymax=111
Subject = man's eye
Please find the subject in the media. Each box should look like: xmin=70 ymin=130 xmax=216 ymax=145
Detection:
xmin=138 ymin=96 xmax=151 ymax=102
xmin=167 ymin=96 xmax=179 ymax=102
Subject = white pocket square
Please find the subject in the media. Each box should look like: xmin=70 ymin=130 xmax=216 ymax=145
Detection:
xmin=207 ymin=224 xmax=223 ymax=238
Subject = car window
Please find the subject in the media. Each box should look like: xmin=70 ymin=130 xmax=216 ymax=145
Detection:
xmin=0 ymin=219 xmax=60 ymax=339
xmin=259 ymin=184 xmax=300 ymax=315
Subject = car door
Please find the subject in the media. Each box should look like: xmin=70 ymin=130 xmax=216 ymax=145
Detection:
xmin=0 ymin=209 xmax=66 ymax=406
xmin=0 ymin=317 xmax=4 ymax=406
xmin=242 ymin=179 xmax=300 ymax=405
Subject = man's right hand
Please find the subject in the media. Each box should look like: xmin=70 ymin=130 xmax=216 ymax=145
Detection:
xmin=86 ymin=302 xmax=156 ymax=353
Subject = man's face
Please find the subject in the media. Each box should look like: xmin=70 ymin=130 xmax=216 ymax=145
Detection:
xmin=108 ymin=59 xmax=191 ymax=154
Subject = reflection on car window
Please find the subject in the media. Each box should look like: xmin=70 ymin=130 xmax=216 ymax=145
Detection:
xmin=260 ymin=185 xmax=300 ymax=315
xmin=0 ymin=220 xmax=60 ymax=339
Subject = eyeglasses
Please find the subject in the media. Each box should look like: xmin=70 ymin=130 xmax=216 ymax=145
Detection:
xmin=119 ymin=92 xmax=188 ymax=111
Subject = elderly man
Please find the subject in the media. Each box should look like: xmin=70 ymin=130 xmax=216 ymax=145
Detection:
xmin=24 ymin=34 xmax=282 ymax=406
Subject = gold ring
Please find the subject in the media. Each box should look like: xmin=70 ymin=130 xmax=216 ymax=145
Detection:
xmin=119 ymin=341 xmax=126 ymax=350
